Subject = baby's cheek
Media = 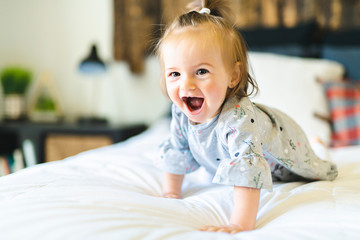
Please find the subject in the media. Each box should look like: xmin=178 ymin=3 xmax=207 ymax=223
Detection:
xmin=208 ymin=85 xmax=227 ymax=102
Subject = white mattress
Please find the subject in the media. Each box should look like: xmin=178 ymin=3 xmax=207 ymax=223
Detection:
xmin=0 ymin=119 xmax=359 ymax=240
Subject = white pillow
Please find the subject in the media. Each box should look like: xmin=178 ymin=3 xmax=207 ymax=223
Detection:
xmin=248 ymin=52 xmax=345 ymax=145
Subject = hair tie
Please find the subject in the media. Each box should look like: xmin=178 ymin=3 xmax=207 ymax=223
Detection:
xmin=199 ymin=8 xmax=211 ymax=15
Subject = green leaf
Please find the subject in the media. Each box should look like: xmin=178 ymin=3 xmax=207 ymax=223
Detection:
xmin=0 ymin=67 xmax=32 ymax=94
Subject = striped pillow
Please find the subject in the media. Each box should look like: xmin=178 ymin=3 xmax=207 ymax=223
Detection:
xmin=323 ymin=81 xmax=360 ymax=147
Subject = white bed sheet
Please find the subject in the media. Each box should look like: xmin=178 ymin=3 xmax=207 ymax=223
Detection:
xmin=0 ymin=119 xmax=359 ymax=240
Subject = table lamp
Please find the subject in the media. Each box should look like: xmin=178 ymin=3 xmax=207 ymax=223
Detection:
xmin=78 ymin=44 xmax=108 ymax=125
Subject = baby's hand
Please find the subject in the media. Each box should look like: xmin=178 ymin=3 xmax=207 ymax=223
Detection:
xmin=162 ymin=192 xmax=181 ymax=199
xmin=200 ymin=224 xmax=242 ymax=234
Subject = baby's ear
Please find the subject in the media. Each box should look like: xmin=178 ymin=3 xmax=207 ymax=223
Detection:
xmin=229 ymin=62 xmax=241 ymax=88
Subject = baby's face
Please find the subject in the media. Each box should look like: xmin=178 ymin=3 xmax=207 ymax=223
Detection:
xmin=162 ymin=29 xmax=234 ymax=124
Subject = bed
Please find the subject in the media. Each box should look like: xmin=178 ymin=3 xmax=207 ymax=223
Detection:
xmin=1 ymin=53 xmax=360 ymax=240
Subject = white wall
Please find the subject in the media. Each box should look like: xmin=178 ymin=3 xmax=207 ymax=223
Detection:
xmin=0 ymin=0 xmax=170 ymax=125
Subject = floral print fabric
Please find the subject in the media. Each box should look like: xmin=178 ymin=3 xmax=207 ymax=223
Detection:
xmin=157 ymin=96 xmax=338 ymax=191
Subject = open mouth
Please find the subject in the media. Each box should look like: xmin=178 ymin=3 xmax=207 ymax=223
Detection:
xmin=182 ymin=97 xmax=204 ymax=112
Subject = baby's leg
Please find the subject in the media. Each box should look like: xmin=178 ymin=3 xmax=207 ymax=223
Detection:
xmin=265 ymin=151 xmax=309 ymax=182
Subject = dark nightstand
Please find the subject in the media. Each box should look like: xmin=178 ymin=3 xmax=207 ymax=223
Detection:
xmin=0 ymin=121 xmax=147 ymax=165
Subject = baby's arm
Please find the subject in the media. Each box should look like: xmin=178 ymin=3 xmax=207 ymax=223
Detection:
xmin=162 ymin=172 xmax=184 ymax=199
xmin=230 ymin=186 xmax=260 ymax=231
xmin=201 ymin=186 xmax=260 ymax=234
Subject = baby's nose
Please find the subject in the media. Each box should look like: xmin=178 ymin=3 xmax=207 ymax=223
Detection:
xmin=181 ymin=77 xmax=196 ymax=90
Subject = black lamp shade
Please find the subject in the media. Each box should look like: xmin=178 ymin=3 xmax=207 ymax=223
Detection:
xmin=79 ymin=44 xmax=106 ymax=75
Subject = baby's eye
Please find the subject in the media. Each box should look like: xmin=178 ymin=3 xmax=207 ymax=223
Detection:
xmin=170 ymin=72 xmax=180 ymax=78
xmin=197 ymin=69 xmax=209 ymax=75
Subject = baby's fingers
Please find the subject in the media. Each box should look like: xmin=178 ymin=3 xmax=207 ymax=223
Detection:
xmin=162 ymin=193 xmax=181 ymax=199
xmin=200 ymin=225 xmax=220 ymax=232
xmin=200 ymin=225 xmax=242 ymax=234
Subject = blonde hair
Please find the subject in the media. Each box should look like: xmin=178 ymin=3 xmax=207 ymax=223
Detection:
xmin=156 ymin=0 xmax=257 ymax=99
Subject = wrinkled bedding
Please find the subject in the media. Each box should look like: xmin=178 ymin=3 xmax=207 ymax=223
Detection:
xmin=0 ymin=119 xmax=359 ymax=240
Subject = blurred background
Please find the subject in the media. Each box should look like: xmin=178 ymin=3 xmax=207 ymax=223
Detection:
xmin=0 ymin=0 xmax=168 ymax=125
xmin=0 ymin=0 xmax=359 ymax=125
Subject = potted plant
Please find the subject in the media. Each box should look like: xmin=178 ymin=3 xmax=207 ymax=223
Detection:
xmin=0 ymin=67 xmax=32 ymax=120
xmin=30 ymin=91 xmax=59 ymax=122
xmin=28 ymin=72 xmax=62 ymax=123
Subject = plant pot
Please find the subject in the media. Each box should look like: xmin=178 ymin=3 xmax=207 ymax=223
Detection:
xmin=29 ymin=110 xmax=59 ymax=123
xmin=3 ymin=94 xmax=26 ymax=120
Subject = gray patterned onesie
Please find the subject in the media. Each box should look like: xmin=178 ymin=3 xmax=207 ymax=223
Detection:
xmin=156 ymin=96 xmax=338 ymax=191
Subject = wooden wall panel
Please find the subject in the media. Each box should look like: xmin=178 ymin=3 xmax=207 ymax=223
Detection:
xmin=114 ymin=0 xmax=360 ymax=74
